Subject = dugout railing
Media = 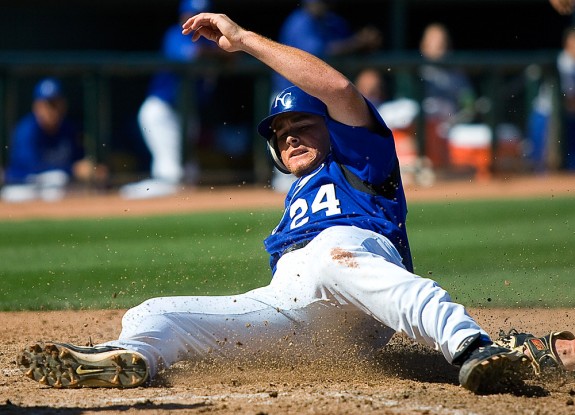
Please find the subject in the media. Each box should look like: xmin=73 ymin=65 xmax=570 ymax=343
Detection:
xmin=0 ymin=49 xmax=560 ymax=186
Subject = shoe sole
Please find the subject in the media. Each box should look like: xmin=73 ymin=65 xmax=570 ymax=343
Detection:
xmin=459 ymin=350 xmax=530 ymax=394
xmin=18 ymin=343 xmax=148 ymax=388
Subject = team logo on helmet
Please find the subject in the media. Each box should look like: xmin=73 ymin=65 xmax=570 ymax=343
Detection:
xmin=273 ymin=91 xmax=294 ymax=110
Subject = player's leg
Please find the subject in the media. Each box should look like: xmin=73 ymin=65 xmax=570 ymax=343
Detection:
xmin=16 ymin=291 xmax=304 ymax=388
xmin=281 ymin=225 xmax=483 ymax=362
xmin=105 ymin=280 xmax=393 ymax=379
xmin=137 ymin=96 xmax=183 ymax=183
xmin=138 ymin=97 xmax=183 ymax=182
xmin=18 ymin=263 xmax=390 ymax=389
xmin=106 ymin=293 xmax=306 ymax=378
xmin=282 ymin=226 xmax=530 ymax=393
xmin=119 ymin=96 xmax=183 ymax=199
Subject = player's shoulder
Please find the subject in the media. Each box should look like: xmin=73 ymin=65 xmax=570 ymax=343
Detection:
xmin=13 ymin=113 xmax=39 ymax=136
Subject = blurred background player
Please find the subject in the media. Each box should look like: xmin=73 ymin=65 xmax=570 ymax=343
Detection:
xmin=418 ymin=23 xmax=477 ymax=175
xmin=119 ymin=0 xmax=215 ymax=199
xmin=1 ymin=77 xmax=99 ymax=203
xmin=270 ymin=0 xmax=383 ymax=192
xmin=354 ymin=67 xmax=433 ymax=186
xmin=557 ymin=26 xmax=575 ymax=171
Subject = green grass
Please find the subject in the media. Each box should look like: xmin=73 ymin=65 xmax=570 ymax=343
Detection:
xmin=0 ymin=212 xmax=277 ymax=310
xmin=407 ymin=197 xmax=575 ymax=308
xmin=1 ymin=196 xmax=573 ymax=311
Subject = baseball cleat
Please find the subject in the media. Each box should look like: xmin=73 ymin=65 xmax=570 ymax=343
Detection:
xmin=18 ymin=343 xmax=149 ymax=388
xmin=458 ymin=344 xmax=530 ymax=394
xmin=119 ymin=178 xmax=179 ymax=200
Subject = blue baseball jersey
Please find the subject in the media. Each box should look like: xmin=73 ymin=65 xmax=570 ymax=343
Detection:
xmin=264 ymin=102 xmax=413 ymax=275
xmin=4 ymin=113 xmax=83 ymax=184
xmin=272 ymin=9 xmax=352 ymax=94
xmin=147 ymin=25 xmax=213 ymax=106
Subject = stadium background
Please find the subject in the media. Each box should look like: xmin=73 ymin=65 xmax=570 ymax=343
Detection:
xmin=0 ymin=0 xmax=573 ymax=187
xmin=2 ymin=2 xmax=575 ymax=412
xmin=1 ymin=0 xmax=570 ymax=52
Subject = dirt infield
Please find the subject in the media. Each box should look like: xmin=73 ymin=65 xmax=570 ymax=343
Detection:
xmin=1 ymin=174 xmax=575 ymax=414
xmin=1 ymin=172 xmax=574 ymax=220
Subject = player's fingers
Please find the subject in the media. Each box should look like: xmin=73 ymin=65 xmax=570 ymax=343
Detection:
xmin=182 ymin=13 xmax=237 ymax=51
xmin=181 ymin=16 xmax=196 ymax=34
xmin=182 ymin=13 xmax=217 ymax=32
xmin=188 ymin=24 xmax=220 ymax=44
xmin=182 ymin=14 xmax=210 ymax=34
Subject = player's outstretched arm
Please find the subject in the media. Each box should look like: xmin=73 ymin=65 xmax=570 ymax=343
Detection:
xmin=549 ymin=0 xmax=575 ymax=14
xmin=182 ymin=13 xmax=373 ymax=130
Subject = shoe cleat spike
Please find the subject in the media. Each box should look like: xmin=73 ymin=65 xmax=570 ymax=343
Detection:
xmin=67 ymin=369 xmax=79 ymax=385
xmin=111 ymin=354 xmax=122 ymax=366
xmin=111 ymin=374 xmax=121 ymax=385
xmin=19 ymin=356 xmax=30 ymax=366
xmin=20 ymin=343 xmax=149 ymax=389
xmin=45 ymin=345 xmax=58 ymax=357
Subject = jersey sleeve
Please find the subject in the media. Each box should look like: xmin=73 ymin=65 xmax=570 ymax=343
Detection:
xmin=328 ymin=99 xmax=397 ymax=186
xmin=5 ymin=116 xmax=42 ymax=181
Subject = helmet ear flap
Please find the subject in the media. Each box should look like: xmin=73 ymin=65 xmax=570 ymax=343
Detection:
xmin=267 ymin=139 xmax=290 ymax=174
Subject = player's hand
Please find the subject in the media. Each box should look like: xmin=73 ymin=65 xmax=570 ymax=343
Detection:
xmin=182 ymin=13 xmax=245 ymax=53
xmin=549 ymin=0 xmax=575 ymax=15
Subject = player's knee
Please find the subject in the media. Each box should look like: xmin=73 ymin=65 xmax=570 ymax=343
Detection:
xmin=122 ymin=297 xmax=163 ymax=324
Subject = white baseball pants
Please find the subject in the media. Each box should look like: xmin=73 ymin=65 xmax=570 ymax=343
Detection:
xmin=106 ymin=226 xmax=486 ymax=378
xmin=137 ymin=96 xmax=184 ymax=183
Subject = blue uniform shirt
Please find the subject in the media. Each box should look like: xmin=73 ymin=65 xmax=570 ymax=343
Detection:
xmin=264 ymin=101 xmax=413 ymax=274
xmin=5 ymin=113 xmax=83 ymax=184
xmin=272 ymin=8 xmax=352 ymax=93
xmin=147 ymin=25 xmax=213 ymax=105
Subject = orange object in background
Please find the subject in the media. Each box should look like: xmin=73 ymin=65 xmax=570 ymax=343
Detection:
xmin=424 ymin=119 xmax=450 ymax=170
xmin=447 ymin=124 xmax=493 ymax=181
xmin=393 ymin=129 xmax=419 ymax=167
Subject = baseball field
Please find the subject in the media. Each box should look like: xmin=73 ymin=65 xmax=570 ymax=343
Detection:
xmin=1 ymin=174 xmax=575 ymax=415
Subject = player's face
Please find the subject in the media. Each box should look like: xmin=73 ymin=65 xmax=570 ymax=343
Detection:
xmin=272 ymin=113 xmax=330 ymax=177
xmin=33 ymin=98 xmax=67 ymax=135
xmin=420 ymin=25 xmax=449 ymax=61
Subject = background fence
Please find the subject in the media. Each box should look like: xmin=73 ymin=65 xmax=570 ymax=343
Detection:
xmin=0 ymin=49 xmax=560 ymax=185
xmin=0 ymin=0 xmax=570 ymax=187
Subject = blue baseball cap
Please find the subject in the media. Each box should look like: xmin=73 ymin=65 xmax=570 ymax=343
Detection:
xmin=33 ymin=78 xmax=63 ymax=101
xmin=257 ymin=86 xmax=327 ymax=140
xmin=179 ymin=0 xmax=211 ymax=15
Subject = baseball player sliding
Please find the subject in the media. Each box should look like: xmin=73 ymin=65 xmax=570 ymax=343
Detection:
xmin=19 ymin=13 xmax=575 ymax=394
